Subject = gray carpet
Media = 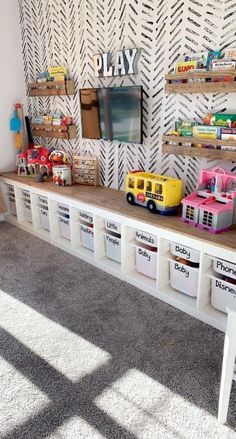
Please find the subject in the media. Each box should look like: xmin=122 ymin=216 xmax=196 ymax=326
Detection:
xmin=0 ymin=221 xmax=236 ymax=439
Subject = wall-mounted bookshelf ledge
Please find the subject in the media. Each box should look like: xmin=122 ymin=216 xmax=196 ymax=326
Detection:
xmin=162 ymin=135 xmax=236 ymax=160
xmin=28 ymin=80 xmax=75 ymax=96
xmin=165 ymin=70 xmax=236 ymax=94
xmin=32 ymin=124 xmax=77 ymax=139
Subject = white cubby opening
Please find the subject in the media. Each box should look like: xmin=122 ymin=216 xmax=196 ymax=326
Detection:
xmin=70 ymin=207 xmax=95 ymax=260
xmin=94 ymin=216 xmax=121 ymax=275
xmin=157 ymin=239 xmax=198 ymax=310
xmin=124 ymin=226 xmax=158 ymax=292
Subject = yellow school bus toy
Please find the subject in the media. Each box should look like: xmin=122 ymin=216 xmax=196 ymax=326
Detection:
xmin=126 ymin=170 xmax=183 ymax=214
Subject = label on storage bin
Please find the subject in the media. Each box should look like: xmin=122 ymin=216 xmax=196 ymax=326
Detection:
xmin=8 ymin=185 xmax=14 ymax=193
xmin=171 ymin=243 xmax=200 ymax=263
xmin=79 ymin=211 xmax=93 ymax=224
xmin=169 ymin=259 xmax=198 ymax=297
xmin=211 ymin=276 xmax=236 ymax=313
xmin=59 ymin=216 xmax=69 ymax=225
xmin=105 ymin=234 xmax=120 ymax=247
xmin=58 ymin=203 xmax=69 ymax=213
xmin=135 ymin=230 xmax=157 ymax=247
xmin=22 ymin=190 xmax=30 ymax=199
xmin=213 ymin=259 xmax=236 ymax=280
xmin=214 ymin=278 xmax=236 ymax=296
xmin=38 ymin=196 xmax=48 ymax=206
xmin=105 ymin=220 xmax=121 ymax=234
xmin=40 ymin=208 xmax=48 ymax=217
xmin=80 ymin=224 xmax=94 ymax=236
xmin=173 ymin=262 xmax=190 ymax=278
xmin=24 ymin=202 xmax=31 ymax=210
xmin=9 ymin=196 xmax=15 ymax=203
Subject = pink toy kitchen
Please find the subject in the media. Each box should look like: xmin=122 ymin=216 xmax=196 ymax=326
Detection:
xmin=181 ymin=167 xmax=236 ymax=234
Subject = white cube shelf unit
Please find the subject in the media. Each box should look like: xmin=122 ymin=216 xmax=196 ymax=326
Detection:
xmin=1 ymin=173 xmax=236 ymax=333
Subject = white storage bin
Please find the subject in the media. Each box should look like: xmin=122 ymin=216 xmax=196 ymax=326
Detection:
xmin=59 ymin=216 xmax=70 ymax=240
xmin=58 ymin=203 xmax=70 ymax=218
xmin=9 ymin=196 xmax=16 ymax=215
xmin=211 ymin=275 xmax=236 ymax=313
xmin=80 ymin=224 xmax=94 ymax=251
xmin=105 ymin=219 xmax=121 ymax=234
xmin=39 ymin=207 xmax=50 ymax=231
xmin=38 ymin=195 xmax=48 ymax=207
xmin=135 ymin=244 xmax=157 ymax=279
xmin=169 ymin=259 xmax=198 ymax=297
xmin=24 ymin=202 xmax=32 ymax=223
xmin=213 ymin=258 xmax=236 ymax=281
xmin=171 ymin=243 xmax=200 ymax=263
xmin=135 ymin=230 xmax=157 ymax=247
xmin=79 ymin=210 xmax=93 ymax=225
xmin=105 ymin=233 xmax=121 ymax=263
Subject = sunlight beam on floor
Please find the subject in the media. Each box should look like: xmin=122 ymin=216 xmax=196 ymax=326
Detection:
xmin=0 ymin=357 xmax=50 ymax=437
xmin=0 ymin=290 xmax=111 ymax=382
xmin=47 ymin=416 xmax=105 ymax=439
xmin=95 ymin=368 xmax=235 ymax=439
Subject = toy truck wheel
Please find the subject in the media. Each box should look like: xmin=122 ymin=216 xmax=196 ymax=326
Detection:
xmin=126 ymin=193 xmax=135 ymax=205
xmin=147 ymin=200 xmax=156 ymax=213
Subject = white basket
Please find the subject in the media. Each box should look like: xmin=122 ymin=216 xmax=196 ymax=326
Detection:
xmin=38 ymin=196 xmax=48 ymax=207
xmin=135 ymin=244 xmax=157 ymax=279
xmin=169 ymin=259 xmax=198 ymax=297
xmin=211 ymin=275 xmax=236 ymax=313
xmin=79 ymin=210 xmax=93 ymax=225
xmin=58 ymin=203 xmax=70 ymax=218
xmin=39 ymin=208 xmax=50 ymax=231
xmin=9 ymin=196 xmax=16 ymax=215
xmin=105 ymin=233 xmax=121 ymax=263
xmin=171 ymin=243 xmax=200 ymax=263
xmin=59 ymin=216 xmax=70 ymax=240
xmin=213 ymin=258 xmax=236 ymax=281
xmin=24 ymin=202 xmax=32 ymax=223
xmin=104 ymin=219 xmax=121 ymax=234
xmin=80 ymin=224 xmax=94 ymax=251
xmin=135 ymin=230 xmax=157 ymax=248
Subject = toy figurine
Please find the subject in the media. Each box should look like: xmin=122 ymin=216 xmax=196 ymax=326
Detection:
xmin=125 ymin=170 xmax=182 ymax=214
xmin=17 ymin=146 xmax=68 ymax=179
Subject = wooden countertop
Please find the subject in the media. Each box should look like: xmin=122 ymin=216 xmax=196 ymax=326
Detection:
xmin=2 ymin=172 xmax=236 ymax=251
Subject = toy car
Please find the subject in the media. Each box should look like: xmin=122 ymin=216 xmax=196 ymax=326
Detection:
xmin=125 ymin=170 xmax=183 ymax=214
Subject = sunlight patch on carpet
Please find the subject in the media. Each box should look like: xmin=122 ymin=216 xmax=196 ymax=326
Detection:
xmin=0 ymin=290 xmax=111 ymax=382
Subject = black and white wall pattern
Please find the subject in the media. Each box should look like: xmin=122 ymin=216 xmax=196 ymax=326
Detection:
xmin=18 ymin=0 xmax=236 ymax=192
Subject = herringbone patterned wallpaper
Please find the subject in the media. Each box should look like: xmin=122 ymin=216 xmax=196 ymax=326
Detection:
xmin=18 ymin=0 xmax=236 ymax=191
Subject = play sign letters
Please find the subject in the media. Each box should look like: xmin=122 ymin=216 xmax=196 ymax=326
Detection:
xmin=93 ymin=48 xmax=140 ymax=77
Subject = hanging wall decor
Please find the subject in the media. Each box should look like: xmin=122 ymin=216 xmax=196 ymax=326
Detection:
xmin=93 ymin=48 xmax=140 ymax=78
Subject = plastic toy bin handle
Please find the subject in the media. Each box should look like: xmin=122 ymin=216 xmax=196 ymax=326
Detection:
xmin=211 ymin=167 xmax=227 ymax=175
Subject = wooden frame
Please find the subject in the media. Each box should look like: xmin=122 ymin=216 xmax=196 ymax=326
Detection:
xmin=162 ymin=135 xmax=236 ymax=160
xmin=73 ymin=156 xmax=99 ymax=186
xmin=28 ymin=80 xmax=75 ymax=96
xmin=31 ymin=124 xmax=77 ymax=139
xmin=165 ymin=70 xmax=236 ymax=94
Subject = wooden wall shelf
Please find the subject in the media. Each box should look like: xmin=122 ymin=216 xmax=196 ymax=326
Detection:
xmin=165 ymin=70 xmax=236 ymax=93
xmin=31 ymin=124 xmax=77 ymax=139
xmin=28 ymin=80 xmax=75 ymax=96
xmin=162 ymin=135 xmax=236 ymax=160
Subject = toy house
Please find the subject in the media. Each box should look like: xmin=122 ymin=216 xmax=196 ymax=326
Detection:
xmin=181 ymin=167 xmax=236 ymax=233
